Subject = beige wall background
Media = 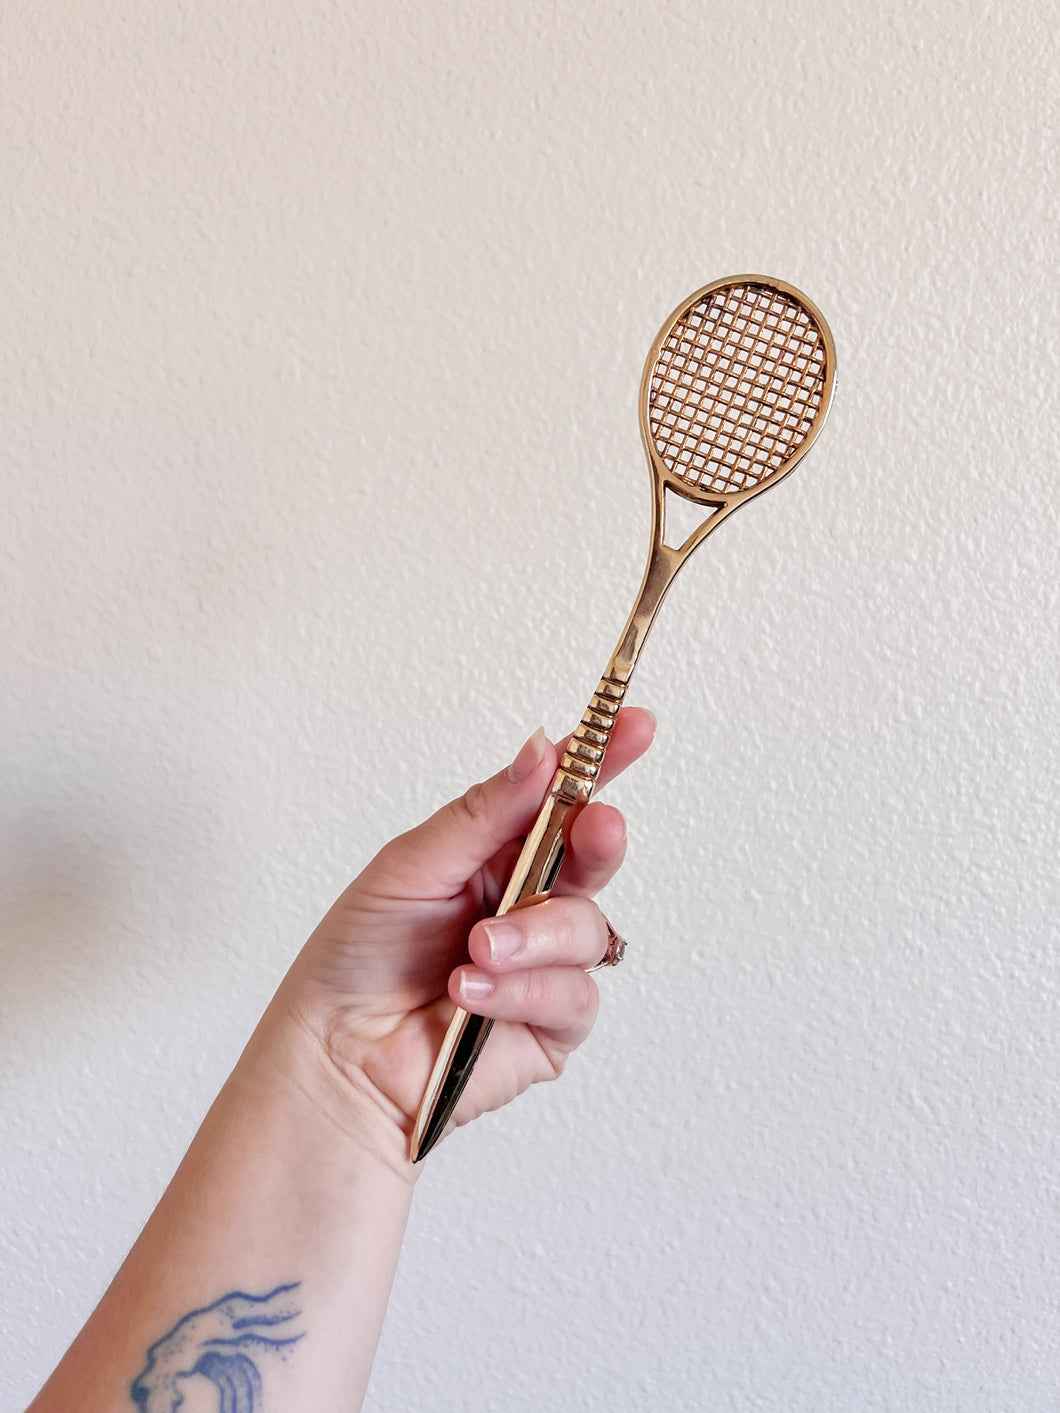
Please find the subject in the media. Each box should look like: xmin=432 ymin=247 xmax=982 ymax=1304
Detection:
xmin=3 ymin=1 xmax=1058 ymax=1408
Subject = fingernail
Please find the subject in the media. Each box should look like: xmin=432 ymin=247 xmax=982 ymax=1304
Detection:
xmin=482 ymin=919 xmax=522 ymax=962
xmin=460 ymin=969 xmax=495 ymax=1001
xmin=642 ymin=708 xmax=657 ymax=731
xmin=507 ymin=726 xmax=547 ymax=784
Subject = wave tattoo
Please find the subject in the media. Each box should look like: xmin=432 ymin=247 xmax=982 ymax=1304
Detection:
xmin=130 ymin=1283 xmax=304 ymax=1413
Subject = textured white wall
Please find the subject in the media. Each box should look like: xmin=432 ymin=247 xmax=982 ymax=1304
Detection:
xmin=2 ymin=1 xmax=1058 ymax=1407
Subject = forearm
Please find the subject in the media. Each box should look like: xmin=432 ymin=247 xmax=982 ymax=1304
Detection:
xmin=29 ymin=1007 xmax=417 ymax=1413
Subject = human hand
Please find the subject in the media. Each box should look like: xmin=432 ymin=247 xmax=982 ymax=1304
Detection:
xmin=273 ymin=708 xmax=655 ymax=1163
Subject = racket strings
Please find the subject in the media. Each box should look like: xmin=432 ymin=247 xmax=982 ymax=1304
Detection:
xmin=648 ymin=284 xmax=827 ymax=497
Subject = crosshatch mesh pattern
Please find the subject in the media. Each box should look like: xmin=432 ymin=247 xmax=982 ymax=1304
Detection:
xmin=648 ymin=284 xmax=827 ymax=496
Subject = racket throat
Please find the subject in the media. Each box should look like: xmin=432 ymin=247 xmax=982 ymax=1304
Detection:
xmin=662 ymin=485 xmax=727 ymax=553
xmin=610 ymin=540 xmax=683 ymax=681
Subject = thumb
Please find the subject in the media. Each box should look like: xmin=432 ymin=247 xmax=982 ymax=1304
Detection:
xmin=367 ymin=728 xmax=556 ymax=898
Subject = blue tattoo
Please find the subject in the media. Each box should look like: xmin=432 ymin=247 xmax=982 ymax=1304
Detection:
xmin=130 ymin=1283 xmax=304 ymax=1413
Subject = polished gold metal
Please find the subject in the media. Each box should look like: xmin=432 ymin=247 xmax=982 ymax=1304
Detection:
xmin=587 ymin=916 xmax=626 ymax=973
xmin=411 ymin=275 xmax=836 ymax=1161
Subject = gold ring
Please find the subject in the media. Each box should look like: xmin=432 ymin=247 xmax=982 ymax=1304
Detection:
xmin=588 ymin=916 xmax=626 ymax=972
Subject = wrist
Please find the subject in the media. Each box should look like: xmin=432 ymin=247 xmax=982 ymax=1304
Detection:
xmin=236 ymin=995 xmax=421 ymax=1191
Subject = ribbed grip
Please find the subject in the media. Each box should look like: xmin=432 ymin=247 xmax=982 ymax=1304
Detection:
xmin=559 ymin=672 xmax=628 ymax=790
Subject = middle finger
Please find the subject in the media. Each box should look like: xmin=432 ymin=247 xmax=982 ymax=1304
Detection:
xmin=467 ymin=894 xmax=612 ymax=974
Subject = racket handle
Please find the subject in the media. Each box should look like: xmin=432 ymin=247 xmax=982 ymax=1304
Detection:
xmin=411 ymin=676 xmax=628 ymax=1161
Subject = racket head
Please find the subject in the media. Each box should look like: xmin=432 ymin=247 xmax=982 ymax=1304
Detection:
xmin=639 ymin=275 xmax=836 ymax=512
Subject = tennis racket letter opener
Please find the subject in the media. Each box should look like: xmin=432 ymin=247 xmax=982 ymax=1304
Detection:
xmin=412 ymin=275 xmax=837 ymax=1161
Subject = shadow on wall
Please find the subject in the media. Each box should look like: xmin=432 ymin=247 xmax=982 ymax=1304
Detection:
xmin=0 ymin=803 xmax=156 ymax=1056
